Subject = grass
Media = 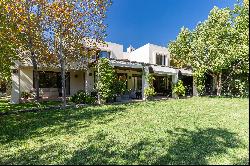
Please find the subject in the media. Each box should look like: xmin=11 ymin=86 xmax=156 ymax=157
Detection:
xmin=0 ymin=97 xmax=62 ymax=114
xmin=0 ymin=97 xmax=248 ymax=165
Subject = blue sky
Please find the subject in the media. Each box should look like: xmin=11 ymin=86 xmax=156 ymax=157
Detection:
xmin=105 ymin=0 xmax=236 ymax=50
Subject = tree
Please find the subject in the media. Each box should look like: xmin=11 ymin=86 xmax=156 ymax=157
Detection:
xmin=168 ymin=1 xmax=249 ymax=96
xmin=96 ymin=58 xmax=116 ymax=103
xmin=0 ymin=1 xmax=21 ymax=84
xmin=44 ymin=0 xmax=111 ymax=107
xmin=2 ymin=0 xmax=50 ymax=101
xmin=169 ymin=27 xmax=193 ymax=69
xmin=144 ymin=73 xmax=156 ymax=100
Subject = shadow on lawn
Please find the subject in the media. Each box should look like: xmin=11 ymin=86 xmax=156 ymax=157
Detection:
xmin=0 ymin=105 xmax=127 ymax=144
xmin=0 ymin=99 xmax=62 ymax=113
xmin=66 ymin=128 xmax=246 ymax=165
xmin=154 ymin=128 xmax=246 ymax=165
xmin=0 ymin=143 xmax=66 ymax=165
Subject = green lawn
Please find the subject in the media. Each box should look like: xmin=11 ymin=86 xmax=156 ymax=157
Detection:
xmin=0 ymin=97 xmax=249 ymax=165
xmin=0 ymin=98 xmax=62 ymax=114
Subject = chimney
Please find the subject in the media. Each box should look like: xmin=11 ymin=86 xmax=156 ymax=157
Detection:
xmin=127 ymin=45 xmax=135 ymax=53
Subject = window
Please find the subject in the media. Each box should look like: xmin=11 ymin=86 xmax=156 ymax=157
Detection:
xmin=163 ymin=55 xmax=166 ymax=65
xmin=156 ymin=54 xmax=167 ymax=66
xmin=35 ymin=71 xmax=59 ymax=88
xmin=132 ymin=74 xmax=142 ymax=90
xmin=33 ymin=71 xmax=70 ymax=95
xmin=99 ymin=51 xmax=111 ymax=59
xmin=156 ymin=54 xmax=162 ymax=65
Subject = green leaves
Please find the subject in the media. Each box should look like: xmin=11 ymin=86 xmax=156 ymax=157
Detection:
xmin=173 ymin=80 xmax=186 ymax=97
xmin=144 ymin=73 xmax=156 ymax=99
xmin=168 ymin=1 xmax=249 ymax=96
xmin=96 ymin=58 xmax=116 ymax=102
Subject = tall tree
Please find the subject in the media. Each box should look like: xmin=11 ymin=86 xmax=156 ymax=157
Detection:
xmin=45 ymin=0 xmax=111 ymax=107
xmin=2 ymin=0 xmax=49 ymax=101
xmin=0 ymin=1 xmax=21 ymax=83
xmin=168 ymin=1 xmax=249 ymax=96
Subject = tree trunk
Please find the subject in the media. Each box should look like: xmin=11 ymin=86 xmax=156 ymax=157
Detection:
xmin=59 ymin=28 xmax=66 ymax=108
xmin=27 ymin=0 xmax=40 ymax=102
xmin=29 ymin=39 xmax=40 ymax=102
xmin=97 ymin=59 xmax=101 ymax=105
xmin=31 ymin=54 xmax=40 ymax=102
xmin=216 ymin=73 xmax=222 ymax=96
xmin=60 ymin=60 xmax=66 ymax=108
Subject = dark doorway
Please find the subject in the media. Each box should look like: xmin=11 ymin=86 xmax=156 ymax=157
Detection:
xmin=181 ymin=75 xmax=193 ymax=96
xmin=117 ymin=73 xmax=128 ymax=89
xmin=153 ymin=75 xmax=172 ymax=97
xmin=178 ymin=71 xmax=193 ymax=96
xmin=204 ymin=73 xmax=214 ymax=95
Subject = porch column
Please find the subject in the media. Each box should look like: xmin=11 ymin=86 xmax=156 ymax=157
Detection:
xmin=142 ymin=66 xmax=149 ymax=100
xmin=85 ymin=69 xmax=92 ymax=93
xmin=193 ymin=78 xmax=198 ymax=96
xmin=172 ymin=73 xmax=178 ymax=98
xmin=10 ymin=68 xmax=20 ymax=104
xmin=127 ymin=72 xmax=132 ymax=90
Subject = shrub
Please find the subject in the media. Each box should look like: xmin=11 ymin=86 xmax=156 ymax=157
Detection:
xmin=113 ymin=79 xmax=126 ymax=95
xmin=173 ymin=80 xmax=186 ymax=97
xmin=144 ymin=87 xmax=156 ymax=99
xmin=70 ymin=90 xmax=96 ymax=104
xmin=144 ymin=73 xmax=156 ymax=100
xmin=96 ymin=58 xmax=116 ymax=103
xmin=229 ymin=79 xmax=248 ymax=97
xmin=21 ymin=91 xmax=32 ymax=99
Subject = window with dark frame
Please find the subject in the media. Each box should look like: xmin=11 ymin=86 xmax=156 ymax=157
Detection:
xmin=99 ymin=51 xmax=111 ymax=59
xmin=156 ymin=54 xmax=167 ymax=66
xmin=156 ymin=54 xmax=162 ymax=65
xmin=164 ymin=55 xmax=166 ymax=66
xmin=132 ymin=74 xmax=142 ymax=90
xmin=33 ymin=71 xmax=70 ymax=95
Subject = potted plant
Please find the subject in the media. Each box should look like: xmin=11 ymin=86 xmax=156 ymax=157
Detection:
xmin=173 ymin=80 xmax=186 ymax=99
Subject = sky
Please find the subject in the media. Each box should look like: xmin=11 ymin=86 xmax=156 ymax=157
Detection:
xmin=104 ymin=0 xmax=236 ymax=51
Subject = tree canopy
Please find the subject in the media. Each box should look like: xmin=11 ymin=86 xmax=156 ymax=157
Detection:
xmin=0 ymin=0 xmax=112 ymax=103
xmin=168 ymin=0 xmax=249 ymax=96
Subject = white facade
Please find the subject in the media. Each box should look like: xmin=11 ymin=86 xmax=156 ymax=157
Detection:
xmin=99 ymin=42 xmax=124 ymax=59
xmin=10 ymin=42 xmax=194 ymax=104
xmin=127 ymin=43 xmax=170 ymax=66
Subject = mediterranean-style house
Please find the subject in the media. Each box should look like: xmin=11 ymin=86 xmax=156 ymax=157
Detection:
xmin=10 ymin=42 xmax=196 ymax=104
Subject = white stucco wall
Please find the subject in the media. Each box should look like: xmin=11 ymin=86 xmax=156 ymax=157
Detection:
xmin=20 ymin=67 xmax=33 ymax=93
xmin=99 ymin=42 xmax=124 ymax=59
xmin=11 ymin=67 xmax=88 ymax=103
xmin=85 ymin=68 xmax=95 ymax=93
xmin=148 ymin=44 xmax=170 ymax=66
xmin=10 ymin=69 xmax=20 ymax=104
xmin=129 ymin=44 xmax=150 ymax=64
xmin=127 ymin=43 xmax=170 ymax=66
xmin=70 ymin=70 xmax=85 ymax=96
xmin=122 ymin=52 xmax=130 ymax=60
